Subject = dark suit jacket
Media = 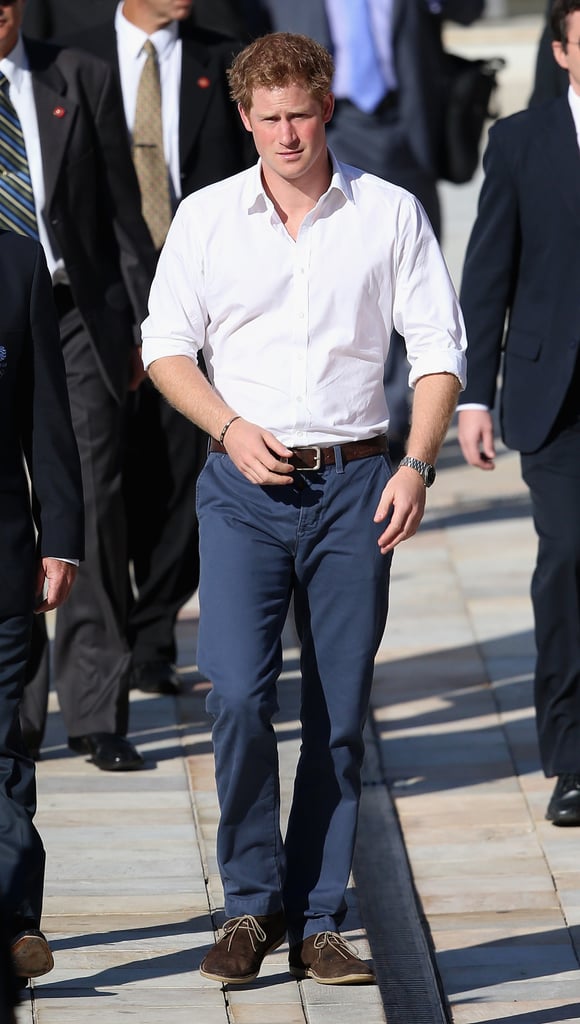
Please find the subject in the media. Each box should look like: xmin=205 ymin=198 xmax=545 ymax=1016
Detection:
xmin=22 ymin=0 xmax=117 ymax=38
xmin=192 ymin=0 xmax=270 ymax=39
xmin=261 ymin=0 xmax=485 ymax=180
xmin=22 ymin=0 xmax=266 ymax=41
xmin=23 ymin=37 xmax=156 ymax=400
xmin=67 ymin=20 xmax=255 ymax=200
xmin=460 ymin=96 xmax=580 ymax=453
xmin=0 ymin=232 xmax=83 ymax=617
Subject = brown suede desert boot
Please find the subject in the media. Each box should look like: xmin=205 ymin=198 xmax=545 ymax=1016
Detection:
xmin=289 ymin=931 xmax=375 ymax=984
xmin=200 ymin=910 xmax=286 ymax=984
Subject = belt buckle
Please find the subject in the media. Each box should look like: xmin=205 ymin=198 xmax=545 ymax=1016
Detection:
xmin=294 ymin=445 xmax=322 ymax=471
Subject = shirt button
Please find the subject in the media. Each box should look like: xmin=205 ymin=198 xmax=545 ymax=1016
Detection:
xmin=298 ymin=312 xmax=305 ymax=319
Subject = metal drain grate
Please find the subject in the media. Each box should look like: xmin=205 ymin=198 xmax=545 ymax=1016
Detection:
xmin=354 ymin=722 xmax=450 ymax=1024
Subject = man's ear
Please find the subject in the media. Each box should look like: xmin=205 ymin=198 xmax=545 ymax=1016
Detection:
xmin=238 ymin=102 xmax=253 ymax=133
xmin=322 ymin=93 xmax=335 ymax=125
xmin=552 ymin=40 xmax=570 ymax=72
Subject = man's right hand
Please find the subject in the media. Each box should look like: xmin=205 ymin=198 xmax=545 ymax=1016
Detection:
xmin=224 ymin=418 xmax=295 ymax=485
xmin=458 ymin=409 xmax=496 ymax=470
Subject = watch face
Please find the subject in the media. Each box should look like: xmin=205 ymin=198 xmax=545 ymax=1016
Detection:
xmin=425 ymin=464 xmax=436 ymax=487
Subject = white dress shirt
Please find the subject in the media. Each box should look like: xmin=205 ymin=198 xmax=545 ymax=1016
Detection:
xmin=142 ymin=155 xmax=467 ymax=446
xmin=0 ymin=36 xmax=66 ymax=281
xmin=115 ymin=2 xmax=182 ymax=206
xmin=568 ymin=84 xmax=580 ymax=149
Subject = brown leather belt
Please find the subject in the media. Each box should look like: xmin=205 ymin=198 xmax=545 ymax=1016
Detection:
xmin=209 ymin=435 xmax=388 ymax=471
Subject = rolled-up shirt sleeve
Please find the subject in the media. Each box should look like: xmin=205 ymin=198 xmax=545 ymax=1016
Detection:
xmin=141 ymin=202 xmax=207 ymax=369
xmin=392 ymin=197 xmax=467 ymax=391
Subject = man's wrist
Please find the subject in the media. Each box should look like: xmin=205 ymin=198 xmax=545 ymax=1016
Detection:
xmin=218 ymin=415 xmax=241 ymax=445
xmin=398 ymin=455 xmax=436 ymax=487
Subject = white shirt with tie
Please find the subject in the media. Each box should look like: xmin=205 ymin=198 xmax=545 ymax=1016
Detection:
xmin=114 ymin=2 xmax=182 ymax=207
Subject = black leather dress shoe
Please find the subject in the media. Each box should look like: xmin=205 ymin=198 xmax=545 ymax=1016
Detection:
xmin=11 ymin=929 xmax=54 ymax=979
xmin=130 ymin=660 xmax=180 ymax=695
xmin=546 ymin=774 xmax=580 ymax=826
xmin=68 ymin=733 xmax=145 ymax=771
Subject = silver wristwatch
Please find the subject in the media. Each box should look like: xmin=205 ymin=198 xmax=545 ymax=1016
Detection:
xmin=399 ymin=455 xmax=436 ymax=487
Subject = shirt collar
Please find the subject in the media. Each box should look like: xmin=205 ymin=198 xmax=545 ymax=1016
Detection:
xmin=244 ymin=148 xmax=353 ymax=214
xmin=115 ymin=1 xmax=179 ymax=62
xmin=328 ymin=148 xmax=354 ymax=202
xmin=0 ymin=35 xmax=29 ymax=91
xmin=568 ymin=85 xmax=580 ymax=142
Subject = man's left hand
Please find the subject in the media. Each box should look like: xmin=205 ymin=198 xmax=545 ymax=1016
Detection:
xmin=373 ymin=467 xmax=427 ymax=554
xmin=34 ymin=558 xmax=78 ymax=612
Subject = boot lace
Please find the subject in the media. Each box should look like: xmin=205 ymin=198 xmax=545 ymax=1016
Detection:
xmin=221 ymin=915 xmax=267 ymax=952
xmin=313 ymin=931 xmax=359 ymax=960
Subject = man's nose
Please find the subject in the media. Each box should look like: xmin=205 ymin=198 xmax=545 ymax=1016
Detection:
xmin=278 ymin=119 xmax=297 ymax=145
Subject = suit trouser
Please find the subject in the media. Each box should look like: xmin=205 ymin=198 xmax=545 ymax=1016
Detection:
xmin=0 ymin=614 xmax=45 ymax=935
xmin=123 ymin=381 xmax=206 ymax=667
xmin=197 ymin=451 xmax=393 ymax=945
xmin=521 ymin=413 xmax=580 ymax=777
xmin=21 ymin=308 xmax=131 ymax=740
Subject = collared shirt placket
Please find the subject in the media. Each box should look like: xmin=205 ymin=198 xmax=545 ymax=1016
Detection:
xmin=289 ymin=218 xmax=312 ymax=447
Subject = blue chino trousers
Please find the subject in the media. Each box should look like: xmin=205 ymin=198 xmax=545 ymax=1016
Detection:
xmin=196 ymin=449 xmax=393 ymax=944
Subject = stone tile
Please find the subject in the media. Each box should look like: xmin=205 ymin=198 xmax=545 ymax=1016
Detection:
xmin=36 ymin=791 xmax=191 ymax=811
xmin=36 ymin=1006 xmax=227 ymax=1024
xmin=37 ymin=773 xmax=187 ymax=793
xmin=229 ymin=1007 xmax=306 ymax=1023
xmin=298 ymin=981 xmax=383 ymax=1005
xmin=445 ymin=977 xmax=580 ymax=1002
xmin=416 ymin=875 xmax=555 ymax=900
xmin=44 ymin=877 xmax=207 ymax=896
xmin=305 ymin=1004 xmax=386 ymax=1024
xmin=39 ymin=823 xmax=197 ymax=842
xmin=422 ymin=890 xmax=559 ymax=915
xmin=42 ymin=892 xmax=211 ymax=915
xmin=227 ymin=978 xmax=304 ymax=1004
xmin=43 ymin=851 xmax=201 ymax=880
xmin=402 ymin=838 xmax=541 ymax=863
xmin=432 ymin=929 xmax=573 ymax=952
xmin=410 ymin=857 xmax=546 ymax=880
xmin=450 ymin=1000 xmax=580 ymax=1023
xmin=437 ymin=944 xmax=578 ymax=972
xmin=428 ymin=910 xmax=566 ymax=933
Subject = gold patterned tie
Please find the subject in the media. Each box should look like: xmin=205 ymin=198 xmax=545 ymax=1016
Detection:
xmin=132 ymin=39 xmax=172 ymax=250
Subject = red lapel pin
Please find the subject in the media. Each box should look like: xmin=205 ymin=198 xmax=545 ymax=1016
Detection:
xmin=53 ymin=106 xmax=66 ymax=118
xmin=197 ymin=77 xmax=210 ymax=89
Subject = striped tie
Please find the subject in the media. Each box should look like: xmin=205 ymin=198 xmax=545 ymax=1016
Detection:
xmin=0 ymin=70 xmax=39 ymax=239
